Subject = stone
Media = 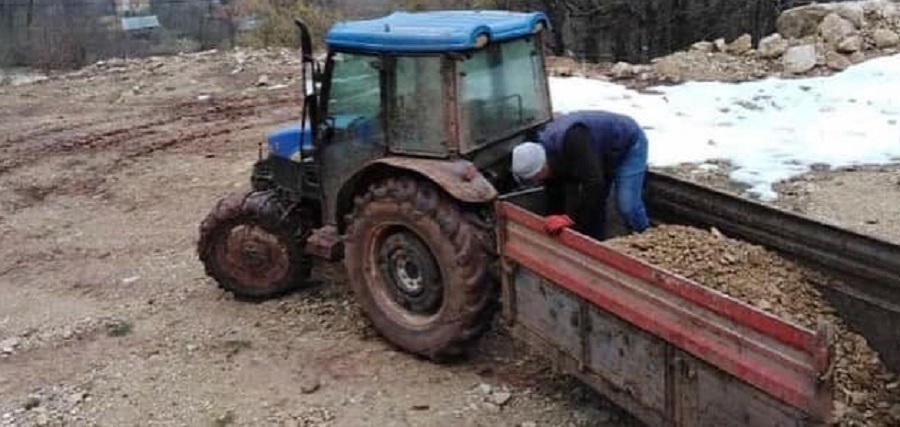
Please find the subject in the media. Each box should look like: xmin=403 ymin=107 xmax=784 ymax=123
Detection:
xmin=299 ymin=377 xmax=320 ymax=394
xmin=520 ymin=423 xmax=537 ymax=427
xmin=68 ymin=392 xmax=86 ymax=405
xmin=825 ymin=51 xmax=851 ymax=71
xmin=256 ymin=75 xmax=270 ymax=86
xmin=0 ymin=337 xmax=20 ymax=354
xmin=476 ymin=383 xmax=492 ymax=395
xmin=819 ymin=13 xmax=857 ymax=47
xmin=777 ymin=4 xmax=834 ymax=39
xmin=691 ymin=41 xmax=714 ymax=52
xmin=489 ymin=391 xmax=512 ymax=406
xmin=609 ymin=62 xmax=635 ymax=79
xmin=727 ymin=34 xmax=753 ymax=55
xmin=713 ymin=38 xmax=727 ymax=52
xmin=758 ymin=34 xmax=789 ymax=58
xmin=873 ymin=29 xmax=900 ymax=49
xmin=783 ymin=45 xmax=818 ymax=74
xmin=837 ymin=35 xmax=863 ymax=53
xmin=833 ymin=2 xmax=865 ymax=28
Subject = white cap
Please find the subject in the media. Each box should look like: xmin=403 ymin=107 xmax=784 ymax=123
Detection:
xmin=511 ymin=142 xmax=546 ymax=181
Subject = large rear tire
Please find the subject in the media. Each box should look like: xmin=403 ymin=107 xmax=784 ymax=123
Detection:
xmin=344 ymin=176 xmax=496 ymax=361
xmin=198 ymin=190 xmax=312 ymax=300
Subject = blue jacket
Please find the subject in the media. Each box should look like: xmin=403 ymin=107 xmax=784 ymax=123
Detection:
xmin=538 ymin=110 xmax=642 ymax=240
xmin=539 ymin=110 xmax=641 ymax=166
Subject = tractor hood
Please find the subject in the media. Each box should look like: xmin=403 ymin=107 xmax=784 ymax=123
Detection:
xmin=267 ymin=123 xmax=313 ymax=160
xmin=267 ymin=115 xmax=376 ymax=160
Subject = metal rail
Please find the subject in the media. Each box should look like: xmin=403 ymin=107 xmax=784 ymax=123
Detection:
xmin=643 ymin=171 xmax=900 ymax=371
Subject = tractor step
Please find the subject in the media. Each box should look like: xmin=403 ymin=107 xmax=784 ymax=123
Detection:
xmin=305 ymin=225 xmax=343 ymax=261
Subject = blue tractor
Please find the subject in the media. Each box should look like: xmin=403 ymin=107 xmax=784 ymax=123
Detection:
xmin=198 ymin=10 xmax=553 ymax=360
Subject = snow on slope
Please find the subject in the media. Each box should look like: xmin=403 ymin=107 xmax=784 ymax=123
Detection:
xmin=549 ymin=54 xmax=900 ymax=200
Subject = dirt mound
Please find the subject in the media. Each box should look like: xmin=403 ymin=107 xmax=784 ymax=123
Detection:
xmin=606 ymin=225 xmax=900 ymax=426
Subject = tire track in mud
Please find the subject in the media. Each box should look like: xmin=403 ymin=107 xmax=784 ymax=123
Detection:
xmin=0 ymin=93 xmax=297 ymax=175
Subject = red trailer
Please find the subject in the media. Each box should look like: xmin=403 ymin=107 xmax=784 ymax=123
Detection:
xmin=496 ymin=188 xmax=838 ymax=426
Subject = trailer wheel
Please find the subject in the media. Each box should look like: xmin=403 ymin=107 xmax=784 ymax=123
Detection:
xmin=344 ymin=176 xmax=496 ymax=360
xmin=198 ymin=190 xmax=312 ymax=300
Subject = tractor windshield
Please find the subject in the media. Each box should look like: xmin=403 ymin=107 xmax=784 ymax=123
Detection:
xmin=459 ymin=36 xmax=551 ymax=150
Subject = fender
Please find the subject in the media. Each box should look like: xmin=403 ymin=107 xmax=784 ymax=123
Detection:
xmin=376 ymin=157 xmax=498 ymax=202
xmin=334 ymin=157 xmax=498 ymax=232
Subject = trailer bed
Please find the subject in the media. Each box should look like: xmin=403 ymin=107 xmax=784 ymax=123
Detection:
xmin=496 ymin=193 xmax=834 ymax=427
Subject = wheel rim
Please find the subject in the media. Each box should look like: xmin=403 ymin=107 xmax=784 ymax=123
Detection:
xmin=214 ymin=223 xmax=290 ymax=290
xmin=370 ymin=227 xmax=444 ymax=325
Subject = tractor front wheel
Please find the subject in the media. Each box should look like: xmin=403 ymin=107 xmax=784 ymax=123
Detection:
xmin=198 ymin=191 xmax=312 ymax=300
xmin=344 ymin=177 xmax=496 ymax=361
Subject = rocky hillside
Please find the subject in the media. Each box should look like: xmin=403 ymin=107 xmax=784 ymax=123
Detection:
xmin=550 ymin=0 xmax=900 ymax=85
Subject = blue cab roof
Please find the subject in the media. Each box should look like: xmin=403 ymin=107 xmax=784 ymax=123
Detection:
xmin=324 ymin=10 xmax=549 ymax=53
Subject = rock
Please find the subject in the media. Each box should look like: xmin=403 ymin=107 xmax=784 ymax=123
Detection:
xmin=758 ymin=34 xmax=789 ymax=58
xmin=837 ymin=35 xmax=863 ymax=53
xmin=256 ymin=75 xmax=270 ymax=86
xmin=121 ymin=276 xmax=140 ymax=284
xmin=783 ymin=45 xmax=818 ymax=74
xmin=197 ymin=94 xmax=212 ymax=102
xmin=23 ymin=395 xmax=40 ymax=410
xmin=68 ymin=392 xmax=86 ymax=405
xmin=483 ymin=402 xmax=501 ymax=413
xmin=873 ymin=29 xmax=900 ymax=49
xmin=520 ymin=423 xmax=537 ymax=427
xmin=691 ymin=41 xmax=714 ymax=52
xmin=713 ymin=38 xmax=727 ymax=52
xmin=777 ymin=4 xmax=834 ymax=39
xmin=35 ymin=413 xmax=49 ymax=426
xmin=819 ymin=13 xmax=857 ymax=47
xmin=727 ymin=34 xmax=753 ymax=55
xmin=825 ymin=51 xmax=852 ymax=71
xmin=609 ymin=62 xmax=635 ymax=79
xmin=849 ymin=51 xmax=866 ymax=64
xmin=489 ymin=391 xmax=512 ymax=406
xmin=833 ymin=3 xmax=865 ymax=28
xmin=299 ymin=377 xmax=320 ymax=394
xmin=0 ymin=337 xmax=20 ymax=354
xmin=476 ymin=383 xmax=492 ymax=395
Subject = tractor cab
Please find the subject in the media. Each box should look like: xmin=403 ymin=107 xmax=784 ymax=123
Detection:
xmin=261 ymin=11 xmax=553 ymax=204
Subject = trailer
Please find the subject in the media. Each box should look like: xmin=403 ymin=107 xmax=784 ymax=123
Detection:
xmin=495 ymin=174 xmax=900 ymax=426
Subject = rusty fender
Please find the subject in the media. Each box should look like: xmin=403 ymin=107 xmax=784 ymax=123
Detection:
xmin=374 ymin=157 xmax=498 ymax=203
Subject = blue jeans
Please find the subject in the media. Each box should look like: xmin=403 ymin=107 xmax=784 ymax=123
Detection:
xmin=613 ymin=130 xmax=650 ymax=233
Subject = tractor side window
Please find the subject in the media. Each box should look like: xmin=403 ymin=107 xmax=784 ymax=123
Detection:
xmin=460 ymin=37 xmax=551 ymax=149
xmin=388 ymin=56 xmax=446 ymax=155
xmin=327 ymin=53 xmax=384 ymax=146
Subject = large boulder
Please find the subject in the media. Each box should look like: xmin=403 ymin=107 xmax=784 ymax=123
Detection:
xmin=758 ymin=33 xmax=789 ymax=58
xmin=819 ymin=13 xmax=857 ymax=47
xmin=833 ymin=2 xmax=865 ymax=29
xmin=873 ymin=28 xmax=900 ymax=49
xmin=727 ymin=34 xmax=753 ymax=55
xmin=777 ymin=4 xmax=834 ymax=39
xmin=783 ymin=45 xmax=818 ymax=74
xmin=837 ymin=35 xmax=864 ymax=53
xmin=825 ymin=51 xmax=852 ymax=71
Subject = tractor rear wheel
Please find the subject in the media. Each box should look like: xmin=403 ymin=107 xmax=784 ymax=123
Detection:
xmin=344 ymin=176 xmax=496 ymax=360
xmin=198 ymin=190 xmax=312 ymax=300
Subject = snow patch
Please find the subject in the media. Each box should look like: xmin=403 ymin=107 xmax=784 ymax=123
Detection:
xmin=549 ymin=53 xmax=900 ymax=200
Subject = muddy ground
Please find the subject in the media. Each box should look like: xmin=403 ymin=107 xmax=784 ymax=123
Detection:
xmin=2 ymin=49 xmax=898 ymax=427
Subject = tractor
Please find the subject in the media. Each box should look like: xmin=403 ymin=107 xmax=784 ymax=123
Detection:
xmin=198 ymin=10 xmax=553 ymax=360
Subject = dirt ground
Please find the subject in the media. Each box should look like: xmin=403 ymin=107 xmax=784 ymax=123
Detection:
xmin=0 ymin=51 xmax=632 ymax=427
xmin=3 ymin=48 xmax=899 ymax=427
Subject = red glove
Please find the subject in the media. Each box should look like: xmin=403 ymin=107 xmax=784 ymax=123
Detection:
xmin=544 ymin=215 xmax=574 ymax=235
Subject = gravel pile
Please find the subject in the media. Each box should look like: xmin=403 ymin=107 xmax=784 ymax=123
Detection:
xmin=606 ymin=225 xmax=900 ymax=426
